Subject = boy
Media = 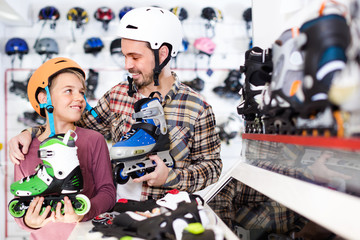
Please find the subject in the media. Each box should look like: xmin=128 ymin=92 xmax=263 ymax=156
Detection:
xmin=11 ymin=57 xmax=116 ymax=240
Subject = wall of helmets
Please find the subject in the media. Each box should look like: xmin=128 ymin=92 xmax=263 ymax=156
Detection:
xmin=0 ymin=0 xmax=251 ymax=238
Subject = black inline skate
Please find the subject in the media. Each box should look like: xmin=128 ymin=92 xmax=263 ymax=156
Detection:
xmin=237 ymin=46 xmax=273 ymax=133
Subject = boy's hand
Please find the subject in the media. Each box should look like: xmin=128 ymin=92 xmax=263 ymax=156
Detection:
xmin=9 ymin=131 xmax=32 ymax=165
xmin=24 ymin=196 xmax=55 ymax=229
xmin=54 ymin=196 xmax=84 ymax=223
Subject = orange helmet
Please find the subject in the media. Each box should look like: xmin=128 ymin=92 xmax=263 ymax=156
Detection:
xmin=27 ymin=57 xmax=85 ymax=117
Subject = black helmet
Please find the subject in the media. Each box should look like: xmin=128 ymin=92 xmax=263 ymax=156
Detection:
xmin=110 ymin=38 xmax=122 ymax=55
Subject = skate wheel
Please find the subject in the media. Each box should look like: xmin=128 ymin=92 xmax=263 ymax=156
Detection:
xmin=74 ymin=194 xmax=91 ymax=215
xmin=114 ymin=164 xmax=129 ymax=184
xmin=134 ymin=163 xmax=146 ymax=178
xmin=8 ymin=199 xmax=26 ymax=218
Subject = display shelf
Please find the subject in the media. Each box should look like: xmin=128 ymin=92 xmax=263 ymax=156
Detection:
xmin=204 ymin=133 xmax=360 ymax=240
xmin=242 ymin=133 xmax=360 ymax=151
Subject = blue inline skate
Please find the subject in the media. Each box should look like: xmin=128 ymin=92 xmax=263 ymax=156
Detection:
xmin=110 ymin=92 xmax=174 ymax=184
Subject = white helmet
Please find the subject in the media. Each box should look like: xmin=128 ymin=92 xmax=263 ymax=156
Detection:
xmin=118 ymin=6 xmax=183 ymax=57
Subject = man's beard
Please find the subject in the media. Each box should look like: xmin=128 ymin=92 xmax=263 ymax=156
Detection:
xmin=133 ymin=72 xmax=154 ymax=89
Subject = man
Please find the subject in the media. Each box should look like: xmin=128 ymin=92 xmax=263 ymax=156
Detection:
xmin=9 ymin=7 xmax=222 ymax=201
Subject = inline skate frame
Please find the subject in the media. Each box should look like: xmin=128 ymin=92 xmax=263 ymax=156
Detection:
xmin=110 ymin=92 xmax=174 ymax=184
xmin=8 ymin=130 xmax=91 ymax=218
xmin=237 ymin=46 xmax=273 ymax=133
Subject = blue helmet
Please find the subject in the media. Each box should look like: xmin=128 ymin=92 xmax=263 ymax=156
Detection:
xmin=5 ymin=38 xmax=29 ymax=56
xmin=119 ymin=6 xmax=133 ymax=20
xmin=84 ymin=37 xmax=104 ymax=54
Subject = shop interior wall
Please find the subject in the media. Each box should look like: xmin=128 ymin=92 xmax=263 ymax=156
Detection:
xmin=1 ymin=0 xmax=251 ymax=238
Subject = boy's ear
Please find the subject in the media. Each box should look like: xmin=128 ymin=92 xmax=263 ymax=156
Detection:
xmin=37 ymin=92 xmax=47 ymax=104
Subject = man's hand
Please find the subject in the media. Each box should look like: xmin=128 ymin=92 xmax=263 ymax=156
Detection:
xmin=24 ymin=196 xmax=55 ymax=229
xmin=133 ymin=155 xmax=170 ymax=186
xmin=9 ymin=131 xmax=32 ymax=165
xmin=54 ymin=196 xmax=84 ymax=223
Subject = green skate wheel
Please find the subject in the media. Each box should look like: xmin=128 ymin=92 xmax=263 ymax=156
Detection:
xmin=73 ymin=194 xmax=91 ymax=215
xmin=8 ymin=199 xmax=26 ymax=218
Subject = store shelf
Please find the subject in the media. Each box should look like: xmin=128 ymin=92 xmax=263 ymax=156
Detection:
xmin=242 ymin=133 xmax=360 ymax=151
xmin=204 ymin=133 xmax=360 ymax=240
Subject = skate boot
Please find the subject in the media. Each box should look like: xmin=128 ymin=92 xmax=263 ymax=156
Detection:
xmin=261 ymin=28 xmax=304 ymax=134
xmin=293 ymin=10 xmax=351 ymax=136
xmin=237 ymin=46 xmax=273 ymax=133
xmin=110 ymin=92 xmax=174 ymax=184
xmin=8 ymin=130 xmax=91 ymax=218
xmin=183 ymin=77 xmax=205 ymax=92
xmin=213 ymin=69 xmax=242 ymax=99
xmin=9 ymin=79 xmax=28 ymax=99
xmin=85 ymin=68 xmax=98 ymax=100
xmin=298 ymin=12 xmax=350 ymax=117
xmin=17 ymin=111 xmax=46 ymax=127
xmin=216 ymin=113 xmax=244 ymax=144
xmin=328 ymin=0 xmax=360 ymax=137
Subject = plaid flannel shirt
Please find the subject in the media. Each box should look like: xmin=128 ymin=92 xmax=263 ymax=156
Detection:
xmin=78 ymin=72 xmax=222 ymax=201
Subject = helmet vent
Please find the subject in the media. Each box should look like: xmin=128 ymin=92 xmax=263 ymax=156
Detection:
xmin=55 ymin=60 xmax=66 ymax=64
xmin=126 ymin=25 xmax=137 ymax=29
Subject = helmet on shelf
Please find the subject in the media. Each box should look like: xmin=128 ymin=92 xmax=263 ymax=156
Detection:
xmin=119 ymin=6 xmax=134 ymax=20
xmin=170 ymin=7 xmax=188 ymax=22
xmin=38 ymin=6 xmax=60 ymax=29
xmin=201 ymin=7 xmax=223 ymax=22
xmin=194 ymin=37 xmax=216 ymax=56
xmin=5 ymin=38 xmax=29 ymax=56
xmin=84 ymin=37 xmax=104 ymax=55
xmin=34 ymin=38 xmax=59 ymax=55
xmin=110 ymin=38 xmax=122 ymax=55
xmin=67 ymin=7 xmax=89 ymax=28
xmin=94 ymin=7 xmax=115 ymax=30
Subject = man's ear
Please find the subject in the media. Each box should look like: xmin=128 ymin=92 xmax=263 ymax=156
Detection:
xmin=37 ymin=91 xmax=47 ymax=104
xmin=159 ymin=45 xmax=170 ymax=63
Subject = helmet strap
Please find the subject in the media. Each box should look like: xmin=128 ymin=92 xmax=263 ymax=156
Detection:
xmin=84 ymin=95 xmax=102 ymax=123
xmin=153 ymin=48 xmax=172 ymax=86
xmin=39 ymin=86 xmax=56 ymax=137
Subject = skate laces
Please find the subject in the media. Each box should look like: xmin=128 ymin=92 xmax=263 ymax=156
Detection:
xmin=319 ymin=0 xmax=348 ymax=17
xmin=19 ymin=164 xmax=46 ymax=183
xmin=120 ymin=128 xmax=137 ymax=141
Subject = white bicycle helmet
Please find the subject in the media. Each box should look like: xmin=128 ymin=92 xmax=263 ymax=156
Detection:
xmin=118 ymin=7 xmax=182 ymax=87
xmin=118 ymin=6 xmax=183 ymax=57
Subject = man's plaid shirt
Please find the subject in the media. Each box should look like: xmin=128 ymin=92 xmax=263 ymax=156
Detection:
xmin=78 ymin=73 xmax=222 ymax=201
